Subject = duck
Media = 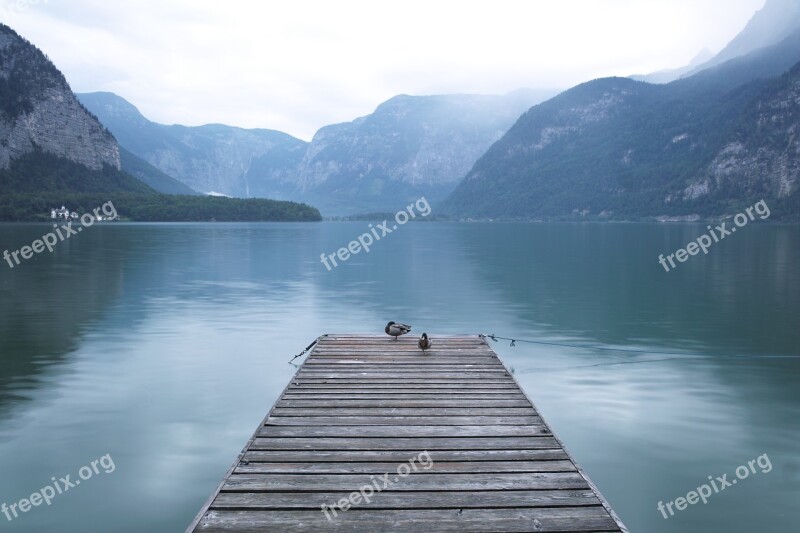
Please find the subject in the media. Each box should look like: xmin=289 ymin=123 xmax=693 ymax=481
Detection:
xmin=418 ymin=332 xmax=431 ymax=352
xmin=385 ymin=321 xmax=412 ymax=340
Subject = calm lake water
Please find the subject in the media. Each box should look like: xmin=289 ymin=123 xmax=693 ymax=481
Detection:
xmin=0 ymin=221 xmax=798 ymax=532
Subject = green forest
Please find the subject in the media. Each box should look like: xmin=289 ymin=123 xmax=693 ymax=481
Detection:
xmin=0 ymin=151 xmax=321 ymax=222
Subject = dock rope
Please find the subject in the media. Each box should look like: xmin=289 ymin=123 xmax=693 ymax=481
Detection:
xmin=288 ymin=335 xmax=325 ymax=364
xmin=479 ymin=333 xmax=800 ymax=360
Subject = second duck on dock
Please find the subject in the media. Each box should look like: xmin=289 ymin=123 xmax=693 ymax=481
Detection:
xmin=418 ymin=332 xmax=431 ymax=352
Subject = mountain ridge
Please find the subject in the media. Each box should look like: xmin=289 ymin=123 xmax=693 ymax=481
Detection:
xmin=441 ymin=34 xmax=800 ymax=220
xmin=684 ymin=0 xmax=800 ymax=78
xmin=80 ymin=88 xmax=558 ymax=215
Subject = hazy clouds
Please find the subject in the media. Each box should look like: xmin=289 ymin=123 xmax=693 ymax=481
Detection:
xmin=2 ymin=0 xmax=766 ymax=139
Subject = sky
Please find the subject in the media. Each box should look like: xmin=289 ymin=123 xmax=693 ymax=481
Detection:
xmin=2 ymin=0 xmax=767 ymax=140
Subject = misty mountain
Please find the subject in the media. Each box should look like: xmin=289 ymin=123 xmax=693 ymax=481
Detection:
xmin=77 ymin=92 xmax=307 ymax=197
xmin=632 ymin=0 xmax=800 ymax=85
xmin=684 ymin=0 xmax=800 ymax=77
xmin=441 ymin=32 xmax=800 ymax=221
xmin=81 ymin=89 xmax=556 ymax=215
xmin=631 ymin=48 xmax=713 ymax=84
xmin=293 ymin=90 xmax=556 ymax=215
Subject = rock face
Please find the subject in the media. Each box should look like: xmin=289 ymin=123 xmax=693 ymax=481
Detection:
xmin=442 ymin=36 xmax=800 ymax=220
xmin=0 ymin=25 xmax=120 ymax=172
xmin=292 ymin=91 xmax=554 ymax=214
xmin=78 ymin=91 xmax=308 ymax=198
xmin=693 ymin=70 xmax=800 ymax=201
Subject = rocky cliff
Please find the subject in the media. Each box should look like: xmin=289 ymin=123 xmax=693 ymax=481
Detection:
xmin=293 ymin=91 xmax=554 ymax=214
xmin=0 ymin=25 xmax=120 ymax=172
xmin=78 ymin=91 xmax=307 ymax=197
xmin=442 ymin=34 xmax=800 ymax=220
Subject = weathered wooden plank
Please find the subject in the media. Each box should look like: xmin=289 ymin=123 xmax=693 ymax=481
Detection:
xmin=309 ymin=350 xmax=494 ymax=355
xmin=286 ymin=385 xmax=521 ymax=390
xmin=223 ymin=472 xmax=589 ymax=492
xmin=257 ymin=425 xmax=550 ymax=438
xmin=280 ymin=396 xmax=527 ymax=403
xmin=304 ymin=358 xmax=501 ymax=363
xmin=289 ymin=380 xmax=518 ymax=384
xmin=276 ymin=399 xmax=532 ymax=408
xmin=300 ymin=365 xmax=508 ymax=370
xmin=307 ymin=360 xmax=498 ymax=364
xmin=301 ymin=367 xmax=503 ymax=370
xmin=195 ymin=508 xmax=618 ymax=532
xmin=313 ymin=343 xmax=489 ymax=348
xmin=264 ymin=416 xmax=541 ymax=426
xmin=283 ymin=384 xmax=525 ymax=392
xmin=234 ymin=460 xmax=577 ymax=474
xmin=270 ymin=408 xmax=534 ymax=416
xmin=240 ymin=449 xmax=570 ymax=463
xmin=286 ymin=384 xmax=520 ymax=390
xmin=310 ymin=348 xmax=494 ymax=352
xmin=296 ymin=372 xmax=512 ymax=377
xmin=211 ymin=489 xmax=598 ymax=510
xmin=248 ymin=436 xmax=560 ymax=450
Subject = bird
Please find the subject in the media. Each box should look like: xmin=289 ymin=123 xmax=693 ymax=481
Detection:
xmin=385 ymin=321 xmax=411 ymax=340
xmin=418 ymin=332 xmax=431 ymax=352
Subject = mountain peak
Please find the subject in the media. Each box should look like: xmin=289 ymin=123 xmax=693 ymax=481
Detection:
xmin=78 ymin=92 xmax=149 ymax=126
xmin=686 ymin=0 xmax=800 ymax=75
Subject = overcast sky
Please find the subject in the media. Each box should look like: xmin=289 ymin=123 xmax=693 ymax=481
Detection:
xmin=3 ymin=0 xmax=766 ymax=140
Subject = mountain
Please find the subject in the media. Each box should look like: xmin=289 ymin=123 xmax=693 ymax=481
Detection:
xmin=119 ymin=147 xmax=199 ymax=195
xmin=0 ymin=24 xmax=122 ymax=175
xmin=0 ymin=23 xmax=201 ymax=197
xmin=684 ymin=0 xmax=800 ymax=77
xmin=441 ymin=33 xmax=800 ymax=220
xmin=77 ymin=92 xmax=308 ymax=197
xmin=291 ymin=90 xmax=556 ymax=215
xmin=80 ymin=89 xmax=557 ymax=216
xmin=633 ymin=0 xmax=800 ymax=85
xmin=631 ymin=48 xmax=714 ymax=84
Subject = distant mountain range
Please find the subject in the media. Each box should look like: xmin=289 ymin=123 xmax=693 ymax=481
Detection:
xmin=441 ymin=28 xmax=800 ymax=220
xmin=0 ymin=24 xmax=320 ymax=222
xmin=79 ymin=89 xmax=556 ymax=215
xmin=76 ymin=91 xmax=305 ymax=198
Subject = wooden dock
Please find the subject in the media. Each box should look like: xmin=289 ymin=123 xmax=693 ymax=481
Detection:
xmin=188 ymin=334 xmax=627 ymax=532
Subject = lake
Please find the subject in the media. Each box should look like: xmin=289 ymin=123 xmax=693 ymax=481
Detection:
xmin=0 ymin=221 xmax=798 ymax=532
